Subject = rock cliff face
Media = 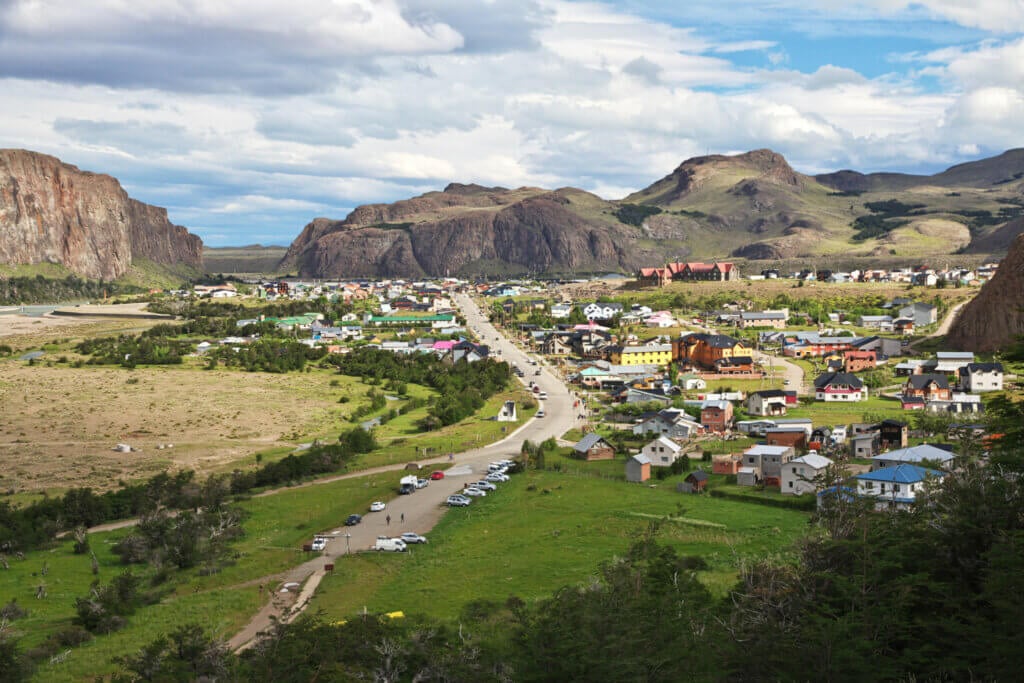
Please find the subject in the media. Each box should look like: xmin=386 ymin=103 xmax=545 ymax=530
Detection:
xmin=0 ymin=149 xmax=202 ymax=280
xmin=279 ymin=186 xmax=678 ymax=278
xmin=946 ymin=234 xmax=1024 ymax=353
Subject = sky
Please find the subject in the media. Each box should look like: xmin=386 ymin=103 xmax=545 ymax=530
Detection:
xmin=1 ymin=0 xmax=1023 ymax=247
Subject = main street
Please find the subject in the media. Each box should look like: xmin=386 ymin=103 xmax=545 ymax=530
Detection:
xmin=229 ymin=292 xmax=578 ymax=650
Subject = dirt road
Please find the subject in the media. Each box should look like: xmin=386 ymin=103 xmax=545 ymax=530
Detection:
xmin=908 ymin=301 xmax=968 ymax=350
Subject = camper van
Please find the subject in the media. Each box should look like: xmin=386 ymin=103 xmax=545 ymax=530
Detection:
xmin=398 ymin=475 xmax=418 ymax=495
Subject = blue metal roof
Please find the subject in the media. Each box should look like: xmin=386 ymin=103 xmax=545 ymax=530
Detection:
xmin=854 ymin=464 xmax=943 ymax=484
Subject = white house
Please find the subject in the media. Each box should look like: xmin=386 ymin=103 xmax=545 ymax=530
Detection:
xmin=853 ymin=464 xmax=944 ymax=510
xmin=641 ymin=436 xmax=684 ymax=467
xmin=958 ymin=362 xmax=1004 ymax=392
xmin=550 ymin=302 xmax=574 ymax=319
xmin=781 ymin=454 xmax=834 ymax=496
xmin=745 ymin=390 xmax=788 ymax=416
xmin=632 ymin=409 xmax=702 ymax=439
xmin=644 ymin=311 xmax=677 ymax=328
xmin=814 ymin=372 xmax=865 ymax=402
xmin=871 ymin=444 xmax=955 ymax=471
xmin=581 ymin=302 xmax=624 ymax=321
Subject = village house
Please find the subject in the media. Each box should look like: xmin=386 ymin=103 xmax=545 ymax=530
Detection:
xmin=680 ymin=470 xmax=709 ymax=493
xmin=765 ymin=426 xmax=808 ymax=451
xmin=738 ymin=310 xmax=789 ymax=329
xmin=814 ymin=372 xmax=866 ymax=401
xmin=617 ymin=386 xmax=674 ymax=405
xmin=608 ymin=343 xmax=673 ymax=367
xmin=737 ymin=444 xmax=795 ymax=487
xmin=781 ymin=454 xmax=834 ymax=496
xmin=671 ymin=261 xmax=738 ymax=282
xmin=850 ymin=431 xmax=880 ymax=458
xmin=858 ymin=315 xmax=894 ymax=330
xmin=871 ymin=443 xmax=955 ymax=471
xmin=542 ymin=302 xmax=570 ymax=319
xmin=700 ymin=400 xmax=734 ymax=433
xmin=572 ymin=433 xmax=616 ymax=461
xmin=930 ymin=351 xmax=975 ymax=374
xmin=898 ymin=302 xmax=938 ymax=327
xmin=641 ymin=436 xmax=684 ymax=467
xmin=712 ymin=454 xmax=742 ymax=475
xmin=878 ymin=419 xmax=909 ymax=449
xmin=674 ymin=333 xmax=750 ymax=370
xmin=745 ymin=390 xmax=788 ymax=417
xmin=854 ymin=465 xmax=944 ymax=510
xmin=902 ymin=374 xmax=952 ymax=402
xmin=581 ymin=302 xmax=624 ymax=321
xmin=676 ymin=373 xmax=707 ymax=390
xmin=713 ymin=355 xmax=756 ymax=375
xmin=958 ymin=362 xmax=1004 ymax=392
xmin=632 ymin=409 xmax=703 ymax=439
xmin=844 ymin=349 xmax=877 ymax=373
xmin=625 ymin=454 xmax=651 ymax=482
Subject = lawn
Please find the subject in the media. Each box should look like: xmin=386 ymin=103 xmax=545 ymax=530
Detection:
xmin=787 ymin=395 xmax=907 ymax=426
xmin=306 ymin=469 xmax=811 ymax=622
xmin=3 ymin=469 xmax=404 ymax=682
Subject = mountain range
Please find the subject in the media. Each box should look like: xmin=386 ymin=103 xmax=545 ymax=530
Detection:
xmin=4 ymin=147 xmax=1024 ymax=282
xmin=280 ymin=148 xmax=1024 ymax=278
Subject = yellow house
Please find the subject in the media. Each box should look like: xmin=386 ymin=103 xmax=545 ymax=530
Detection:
xmin=609 ymin=343 xmax=673 ymax=367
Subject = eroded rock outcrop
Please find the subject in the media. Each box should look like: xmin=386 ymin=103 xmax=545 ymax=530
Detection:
xmin=946 ymin=234 xmax=1024 ymax=353
xmin=0 ymin=149 xmax=202 ymax=279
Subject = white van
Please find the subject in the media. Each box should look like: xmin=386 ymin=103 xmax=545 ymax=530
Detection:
xmin=374 ymin=536 xmax=408 ymax=552
xmin=538 ymin=391 xmax=548 ymax=400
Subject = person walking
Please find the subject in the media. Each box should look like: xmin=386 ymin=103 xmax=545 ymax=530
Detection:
xmin=400 ymin=513 xmax=405 ymax=524
xmin=386 ymin=514 xmax=391 ymax=526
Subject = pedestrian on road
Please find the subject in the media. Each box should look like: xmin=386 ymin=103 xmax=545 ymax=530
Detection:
xmin=401 ymin=513 xmax=405 ymax=523
xmin=386 ymin=514 xmax=391 ymax=526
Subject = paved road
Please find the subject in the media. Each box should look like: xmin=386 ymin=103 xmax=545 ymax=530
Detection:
xmin=229 ymin=293 xmax=580 ymax=650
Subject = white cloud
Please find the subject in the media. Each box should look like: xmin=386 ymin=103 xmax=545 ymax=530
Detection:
xmin=0 ymin=0 xmax=1022 ymax=246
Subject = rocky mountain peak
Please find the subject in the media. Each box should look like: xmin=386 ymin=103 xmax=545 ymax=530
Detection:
xmin=0 ymin=149 xmax=202 ymax=280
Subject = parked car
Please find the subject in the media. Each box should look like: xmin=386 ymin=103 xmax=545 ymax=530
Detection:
xmin=485 ymin=472 xmax=510 ymax=483
xmin=488 ymin=463 xmax=508 ymax=473
xmin=374 ymin=536 xmax=407 ymax=552
xmin=416 ymin=478 xmax=429 ymax=489
xmin=535 ymin=410 xmax=545 ymax=418
xmin=311 ymin=536 xmax=327 ymax=551
xmin=345 ymin=514 xmax=362 ymax=526
xmin=538 ymin=391 xmax=548 ymax=400
xmin=447 ymin=495 xmax=471 ymax=507
xmin=400 ymin=532 xmax=428 ymax=544
xmin=430 ymin=470 xmax=445 ymax=480
xmin=369 ymin=501 xmax=386 ymax=512
xmin=463 ymin=487 xmax=487 ymax=497
xmin=472 ymin=481 xmax=497 ymax=491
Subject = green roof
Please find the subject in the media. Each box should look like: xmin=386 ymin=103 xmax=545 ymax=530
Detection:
xmin=369 ymin=314 xmax=455 ymax=324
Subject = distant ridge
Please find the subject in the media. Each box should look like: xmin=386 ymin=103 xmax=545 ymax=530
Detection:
xmin=280 ymin=147 xmax=1024 ymax=278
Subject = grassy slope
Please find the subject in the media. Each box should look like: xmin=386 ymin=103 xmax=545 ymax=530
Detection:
xmin=308 ymin=469 xmax=809 ymax=622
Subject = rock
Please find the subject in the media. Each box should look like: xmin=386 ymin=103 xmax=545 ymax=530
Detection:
xmin=0 ymin=149 xmax=202 ymax=279
xmin=946 ymin=233 xmax=1024 ymax=353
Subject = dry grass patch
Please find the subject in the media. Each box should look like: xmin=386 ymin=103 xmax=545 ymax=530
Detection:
xmin=0 ymin=363 xmax=358 ymax=495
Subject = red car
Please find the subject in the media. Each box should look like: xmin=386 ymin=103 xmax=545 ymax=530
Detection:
xmin=430 ymin=470 xmax=445 ymax=480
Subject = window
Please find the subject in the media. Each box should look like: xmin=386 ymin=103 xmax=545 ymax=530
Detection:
xmin=788 ymin=481 xmax=793 ymax=488
xmin=894 ymin=485 xmax=901 ymax=492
